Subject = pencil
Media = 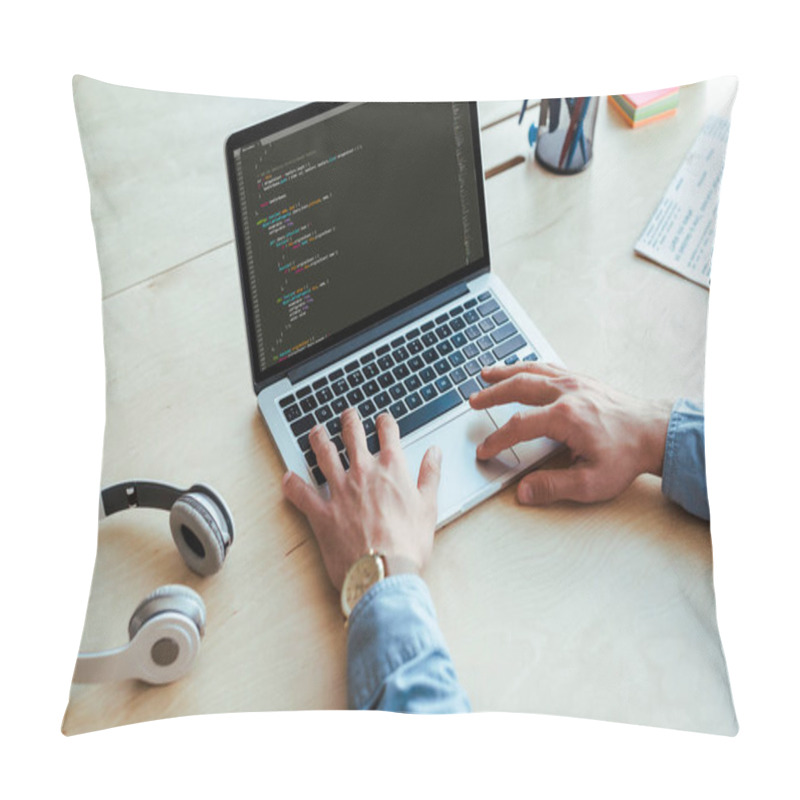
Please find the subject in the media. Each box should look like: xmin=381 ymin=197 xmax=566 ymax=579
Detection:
xmin=558 ymin=97 xmax=586 ymax=169
xmin=566 ymin=98 xmax=590 ymax=169
xmin=485 ymin=155 xmax=525 ymax=180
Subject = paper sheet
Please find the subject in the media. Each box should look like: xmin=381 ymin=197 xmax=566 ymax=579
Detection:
xmin=634 ymin=115 xmax=730 ymax=288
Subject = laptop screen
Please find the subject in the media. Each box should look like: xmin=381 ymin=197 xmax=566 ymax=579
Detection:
xmin=227 ymin=102 xmax=489 ymax=389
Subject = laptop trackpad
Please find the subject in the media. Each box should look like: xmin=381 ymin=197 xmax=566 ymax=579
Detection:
xmin=402 ymin=408 xmax=518 ymax=516
xmin=486 ymin=402 xmax=562 ymax=466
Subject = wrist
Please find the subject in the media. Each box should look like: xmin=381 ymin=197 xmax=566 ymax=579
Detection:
xmin=382 ymin=552 xmax=422 ymax=578
xmin=340 ymin=550 xmax=421 ymax=620
xmin=637 ymin=399 xmax=673 ymax=477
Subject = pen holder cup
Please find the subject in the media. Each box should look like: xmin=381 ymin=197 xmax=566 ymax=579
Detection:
xmin=535 ymin=97 xmax=599 ymax=175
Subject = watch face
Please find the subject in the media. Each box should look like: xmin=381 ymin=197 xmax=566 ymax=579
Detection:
xmin=342 ymin=553 xmax=384 ymax=617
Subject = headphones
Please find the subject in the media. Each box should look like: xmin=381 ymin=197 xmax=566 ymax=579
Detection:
xmin=73 ymin=480 xmax=235 ymax=686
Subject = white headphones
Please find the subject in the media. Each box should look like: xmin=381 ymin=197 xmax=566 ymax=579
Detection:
xmin=73 ymin=480 xmax=235 ymax=686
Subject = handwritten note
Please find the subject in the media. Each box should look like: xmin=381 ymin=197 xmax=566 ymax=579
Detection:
xmin=635 ymin=115 xmax=730 ymax=288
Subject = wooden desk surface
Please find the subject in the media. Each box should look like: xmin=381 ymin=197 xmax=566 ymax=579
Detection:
xmin=63 ymin=78 xmax=738 ymax=735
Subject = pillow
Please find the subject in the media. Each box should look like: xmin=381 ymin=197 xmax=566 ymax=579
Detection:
xmin=63 ymin=75 xmax=737 ymax=735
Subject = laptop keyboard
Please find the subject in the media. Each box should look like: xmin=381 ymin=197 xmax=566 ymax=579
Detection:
xmin=278 ymin=290 xmax=538 ymax=485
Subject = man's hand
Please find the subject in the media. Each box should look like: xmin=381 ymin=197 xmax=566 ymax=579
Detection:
xmin=281 ymin=408 xmax=442 ymax=592
xmin=469 ymin=361 xmax=672 ymax=506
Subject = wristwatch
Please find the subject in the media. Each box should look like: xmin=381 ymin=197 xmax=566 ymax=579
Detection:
xmin=340 ymin=549 xmax=418 ymax=620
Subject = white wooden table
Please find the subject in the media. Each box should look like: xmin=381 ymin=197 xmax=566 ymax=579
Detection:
xmin=63 ymin=77 xmax=738 ymax=735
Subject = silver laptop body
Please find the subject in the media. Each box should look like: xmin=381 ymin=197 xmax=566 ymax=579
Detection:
xmin=226 ymin=102 xmax=562 ymax=526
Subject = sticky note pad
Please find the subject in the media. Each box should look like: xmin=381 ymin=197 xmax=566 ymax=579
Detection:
xmin=609 ymin=88 xmax=679 ymax=127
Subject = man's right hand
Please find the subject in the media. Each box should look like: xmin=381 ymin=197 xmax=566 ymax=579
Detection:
xmin=469 ymin=361 xmax=673 ymax=507
xmin=281 ymin=408 xmax=442 ymax=593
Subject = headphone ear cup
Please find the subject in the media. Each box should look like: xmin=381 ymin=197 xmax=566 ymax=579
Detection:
xmin=128 ymin=584 xmax=206 ymax=641
xmin=127 ymin=585 xmax=206 ymax=684
xmin=169 ymin=492 xmax=228 ymax=575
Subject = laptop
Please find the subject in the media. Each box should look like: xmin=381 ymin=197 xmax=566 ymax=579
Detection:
xmin=225 ymin=101 xmax=562 ymax=526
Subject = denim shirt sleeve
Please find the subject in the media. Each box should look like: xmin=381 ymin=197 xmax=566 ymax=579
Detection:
xmin=661 ymin=398 xmax=709 ymax=521
xmin=346 ymin=574 xmax=471 ymax=713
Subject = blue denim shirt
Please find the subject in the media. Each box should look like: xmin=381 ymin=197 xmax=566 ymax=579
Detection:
xmin=661 ymin=398 xmax=709 ymax=520
xmin=347 ymin=399 xmax=708 ymax=712
xmin=347 ymin=574 xmax=471 ymax=712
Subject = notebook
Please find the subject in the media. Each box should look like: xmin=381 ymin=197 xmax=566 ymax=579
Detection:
xmin=225 ymin=101 xmax=563 ymax=525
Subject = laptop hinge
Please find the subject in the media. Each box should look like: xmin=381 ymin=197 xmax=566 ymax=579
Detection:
xmin=283 ymin=281 xmax=471 ymax=386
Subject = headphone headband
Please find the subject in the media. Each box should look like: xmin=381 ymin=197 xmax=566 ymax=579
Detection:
xmin=99 ymin=481 xmax=234 ymax=547
xmin=100 ymin=480 xmax=184 ymax=518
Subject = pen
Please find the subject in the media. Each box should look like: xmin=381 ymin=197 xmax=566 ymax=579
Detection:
xmin=564 ymin=97 xmax=588 ymax=168
xmin=558 ymin=96 xmax=586 ymax=169
xmin=530 ymin=100 xmax=548 ymax=145
xmin=566 ymin=97 xmax=590 ymax=169
xmin=576 ymin=96 xmax=590 ymax=163
xmin=549 ymin=98 xmax=560 ymax=133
